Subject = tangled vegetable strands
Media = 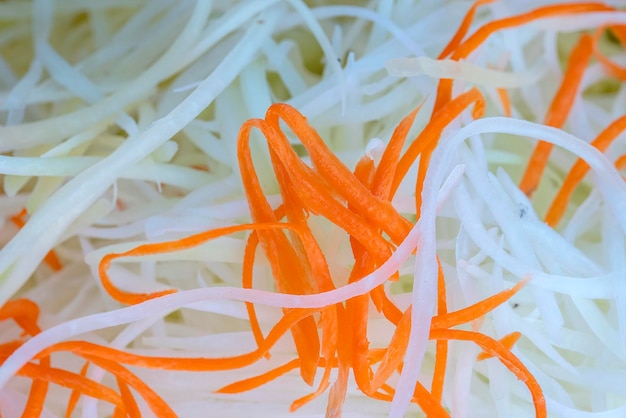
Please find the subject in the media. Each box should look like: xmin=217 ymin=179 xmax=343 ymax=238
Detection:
xmin=1 ymin=0 xmax=626 ymax=417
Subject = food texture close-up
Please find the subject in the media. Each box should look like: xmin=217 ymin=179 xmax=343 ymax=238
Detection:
xmin=1 ymin=0 xmax=626 ymax=417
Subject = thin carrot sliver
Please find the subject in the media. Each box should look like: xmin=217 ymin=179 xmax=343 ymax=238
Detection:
xmin=16 ymin=362 xmax=126 ymax=412
xmin=477 ymin=331 xmax=522 ymax=361
xmin=592 ymin=25 xmax=626 ymax=80
xmin=391 ymin=88 xmax=485 ymax=200
xmin=519 ymin=34 xmax=593 ymax=195
xmin=545 ymin=114 xmax=626 ymax=226
xmin=38 ymin=308 xmax=320 ymax=371
xmin=65 ymin=362 xmax=89 ymax=418
xmin=265 ymin=104 xmax=412 ymax=244
xmin=431 ymin=259 xmax=448 ymax=402
xmin=433 ymin=278 xmax=527 ymax=329
xmin=430 ymin=328 xmax=546 ymax=418
xmin=616 ymin=154 xmax=626 ymax=170
xmin=497 ymin=88 xmax=512 ymax=117
xmin=84 ymin=355 xmax=177 ymax=418
xmin=117 ymin=377 xmax=142 ymax=418
xmin=433 ymin=0 xmax=496 ymax=112
xmin=452 ymin=3 xmax=612 ymax=60
xmin=216 ymin=359 xmax=300 ymax=394
xmin=10 ymin=209 xmax=63 ymax=272
xmin=371 ymin=105 xmax=422 ymax=200
xmin=438 ymin=0 xmax=497 ymax=60
xmin=370 ymin=306 xmax=412 ymax=391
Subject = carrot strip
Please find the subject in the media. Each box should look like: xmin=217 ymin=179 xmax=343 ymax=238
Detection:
xmin=65 ymin=362 xmax=89 ymax=418
xmin=438 ymin=0 xmax=497 ymax=60
xmin=519 ymin=34 xmax=594 ymax=196
xmin=545 ymin=114 xmax=626 ymax=226
xmin=242 ymin=232 xmax=265 ymax=349
xmin=265 ymin=104 xmax=412 ymax=244
xmin=431 ymin=259 xmax=448 ymax=402
xmin=99 ymin=221 xmax=313 ymax=304
xmin=452 ymin=3 xmax=612 ymax=61
xmin=592 ymin=25 xmax=626 ymax=80
xmin=411 ymin=382 xmax=450 ymax=418
xmin=395 ymin=89 xmax=485 ymax=215
xmin=434 ymin=0 xmax=496 ymax=112
xmin=430 ymin=328 xmax=545 ymax=418
xmin=238 ymin=119 xmax=322 ymax=386
xmin=497 ymin=87 xmax=512 ymax=117
xmin=39 ymin=308 xmax=320 ymax=371
xmin=370 ymin=306 xmax=412 ymax=392
xmin=616 ymin=154 xmax=626 ymax=170
xmin=10 ymin=209 xmax=63 ymax=272
xmin=477 ymin=331 xmax=522 ymax=361
xmin=117 ymin=377 xmax=142 ymax=418
xmin=216 ymin=359 xmax=300 ymax=394
xmin=16 ymin=362 xmax=126 ymax=412
xmin=432 ymin=278 xmax=527 ymax=329
xmin=83 ymin=355 xmax=177 ymax=418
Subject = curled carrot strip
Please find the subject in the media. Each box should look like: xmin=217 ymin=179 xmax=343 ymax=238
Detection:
xmin=438 ymin=0 xmax=497 ymax=60
xmin=452 ymin=3 xmax=612 ymax=61
xmin=429 ymin=328 xmax=546 ymax=418
xmin=520 ymin=33 xmax=593 ymax=196
xmin=592 ymin=25 xmax=626 ymax=80
xmin=545 ymin=114 xmax=626 ymax=226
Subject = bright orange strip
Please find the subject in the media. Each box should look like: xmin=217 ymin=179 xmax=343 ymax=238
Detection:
xmin=430 ymin=328 xmax=545 ymax=418
xmin=431 ymin=259 xmax=448 ymax=402
xmin=265 ymin=104 xmax=412 ymax=244
xmin=9 ymin=209 xmax=62 ymax=272
xmin=545 ymin=114 xmax=626 ymax=226
xmin=593 ymin=25 xmax=626 ymax=80
xmin=519 ymin=34 xmax=594 ymax=196
xmin=391 ymin=88 xmax=485 ymax=200
xmin=452 ymin=3 xmax=612 ymax=60
xmin=477 ymin=331 xmax=522 ymax=361
xmin=216 ymin=359 xmax=300 ymax=394
xmin=38 ymin=308 xmax=320 ymax=372
xmin=16 ymin=362 xmax=126 ymax=412
xmin=432 ymin=279 xmax=527 ymax=329
xmin=438 ymin=0 xmax=497 ymax=59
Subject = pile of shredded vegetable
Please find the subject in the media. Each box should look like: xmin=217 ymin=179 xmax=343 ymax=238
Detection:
xmin=1 ymin=0 xmax=626 ymax=417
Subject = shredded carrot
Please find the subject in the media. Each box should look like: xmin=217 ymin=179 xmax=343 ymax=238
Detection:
xmin=371 ymin=105 xmax=422 ymax=200
xmin=592 ymin=25 xmax=626 ymax=80
xmin=264 ymin=104 xmax=412 ymax=244
xmin=392 ymin=88 xmax=485 ymax=201
xmin=15 ymin=361 xmax=126 ymax=412
xmin=545 ymin=114 xmax=626 ymax=226
xmin=83 ymin=354 xmax=177 ymax=418
xmin=477 ymin=331 xmax=522 ymax=361
xmin=117 ymin=377 xmax=142 ymax=418
xmin=497 ymin=87 xmax=512 ymax=117
xmin=431 ymin=259 xmax=448 ymax=402
xmin=433 ymin=278 xmax=527 ymax=329
xmin=430 ymin=328 xmax=546 ymax=418
xmin=616 ymin=154 xmax=626 ymax=170
xmin=216 ymin=359 xmax=301 ymax=394
xmin=65 ymin=362 xmax=90 ymax=418
xmin=438 ymin=0 xmax=497 ymax=60
xmin=520 ymin=33 xmax=593 ymax=195
xmin=433 ymin=0 xmax=496 ymax=112
xmin=452 ymin=3 xmax=612 ymax=61
xmin=9 ymin=208 xmax=63 ymax=272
